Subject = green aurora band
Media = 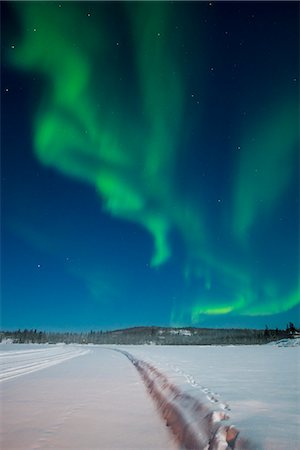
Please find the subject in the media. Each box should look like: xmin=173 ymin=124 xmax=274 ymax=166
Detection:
xmin=9 ymin=2 xmax=299 ymax=323
xmin=234 ymin=100 xmax=299 ymax=240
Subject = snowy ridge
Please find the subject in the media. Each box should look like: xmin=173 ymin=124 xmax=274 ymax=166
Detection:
xmin=0 ymin=345 xmax=90 ymax=382
xmin=268 ymin=338 xmax=300 ymax=347
xmin=168 ymin=329 xmax=192 ymax=336
xmin=116 ymin=349 xmax=258 ymax=450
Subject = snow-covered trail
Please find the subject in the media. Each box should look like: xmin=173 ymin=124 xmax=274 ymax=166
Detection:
xmin=0 ymin=346 xmax=175 ymax=450
xmin=0 ymin=345 xmax=90 ymax=381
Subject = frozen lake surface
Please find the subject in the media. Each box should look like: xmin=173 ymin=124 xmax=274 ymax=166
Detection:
xmin=0 ymin=345 xmax=174 ymax=449
xmin=122 ymin=343 xmax=300 ymax=449
xmin=1 ymin=342 xmax=299 ymax=449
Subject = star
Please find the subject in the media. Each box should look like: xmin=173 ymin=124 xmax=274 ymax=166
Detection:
xmin=37 ymin=264 xmax=41 ymax=269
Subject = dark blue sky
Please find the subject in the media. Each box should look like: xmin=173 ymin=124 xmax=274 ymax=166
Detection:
xmin=1 ymin=1 xmax=299 ymax=331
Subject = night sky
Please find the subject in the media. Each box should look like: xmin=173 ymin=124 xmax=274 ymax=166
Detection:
xmin=2 ymin=1 xmax=299 ymax=331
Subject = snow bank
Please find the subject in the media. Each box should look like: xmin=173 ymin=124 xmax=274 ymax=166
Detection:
xmin=115 ymin=349 xmax=256 ymax=449
xmin=268 ymin=337 xmax=300 ymax=347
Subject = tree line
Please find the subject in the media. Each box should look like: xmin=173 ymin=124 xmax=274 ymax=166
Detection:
xmin=1 ymin=324 xmax=298 ymax=345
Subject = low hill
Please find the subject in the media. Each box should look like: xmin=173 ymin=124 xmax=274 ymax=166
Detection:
xmin=1 ymin=325 xmax=298 ymax=345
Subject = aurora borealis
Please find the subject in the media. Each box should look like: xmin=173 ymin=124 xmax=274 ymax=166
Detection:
xmin=2 ymin=1 xmax=299 ymax=330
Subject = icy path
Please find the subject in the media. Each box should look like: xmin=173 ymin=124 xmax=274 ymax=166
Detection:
xmin=0 ymin=346 xmax=175 ymax=450
xmin=0 ymin=344 xmax=90 ymax=381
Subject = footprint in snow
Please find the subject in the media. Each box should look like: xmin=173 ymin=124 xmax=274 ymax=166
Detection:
xmin=219 ymin=402 xmax=231 ymax=411
xmin=207 ymin=394 xmax=218 ymax=403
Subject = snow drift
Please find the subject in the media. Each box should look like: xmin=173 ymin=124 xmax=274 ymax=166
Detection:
xmin=116 ymin=349 xmax=258 ymax=449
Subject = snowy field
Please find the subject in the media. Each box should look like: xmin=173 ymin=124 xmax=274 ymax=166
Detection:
xmin=1 ymin=342 xmax=299 ymax=449
xmin=122 ymin=342 xmax=300 ymax=449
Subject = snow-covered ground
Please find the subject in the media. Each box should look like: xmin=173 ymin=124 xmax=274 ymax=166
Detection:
xmin=1 ymin=342 xmax=299 ymax=449
xmin=0 ymin=344 xmax=174 ymax=449
xmin=0 ymin=344 xmax=90 ymax=381
xmin=120 ymin=342 xmax=300 ymax=449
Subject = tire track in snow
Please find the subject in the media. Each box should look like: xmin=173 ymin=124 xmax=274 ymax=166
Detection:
xmin=0 ymin=346 xmax=90 ymax=382
xmin=114 ymin=349 xmax=258 ymax=450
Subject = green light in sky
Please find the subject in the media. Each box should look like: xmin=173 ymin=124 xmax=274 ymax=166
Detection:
xmin=234 ymin=100 xmax=298 ymax=239
xmin=8 ymin=2 xmax=299 ymax=321
xmin=11 ymin=2 xmax=184 ymax=268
